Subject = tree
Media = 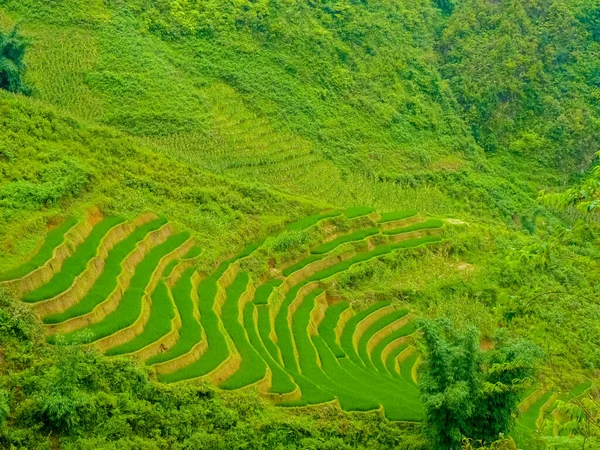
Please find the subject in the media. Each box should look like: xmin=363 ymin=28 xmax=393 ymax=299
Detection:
xmin=418 ymin=319 xmax=541 ymax=449
xmin=0 ymin=390 xmax=9 ymax=428
xmin=0 ymin=26 xmax=30 ymax=94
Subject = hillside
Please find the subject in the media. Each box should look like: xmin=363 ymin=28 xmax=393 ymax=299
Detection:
xmin=1 ymin=0 xmax=600 ymax=448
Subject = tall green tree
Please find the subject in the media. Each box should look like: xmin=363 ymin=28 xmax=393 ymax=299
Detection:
xmin=0 ymin=26 xmax=30 ymax=94
xmin=418 ymin=319 xmax=540 ymax=449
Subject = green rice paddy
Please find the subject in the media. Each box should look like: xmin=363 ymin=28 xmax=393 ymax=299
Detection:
xmin=183 ymin=246 xmax=202 ymax=259
xmin=243 ymin=302 xmax=297 ymax=394
xmin=43 ymin=218 xmax=168 ymax=324
xmin=48 ymin=232 xmax=189 ymax=344
xmin=284 ymin=210 xmax=342 ymax=231
xmin=317 ymin=301 xmax=349 ymax=358
xmin=146 ymin=268 xmax=201 ymax=365
xmin=219 ymin=272 xmax=267 ymax=390
xmin=378 ymin=210 xmax=418 ymax=224
xmin=282 ymin=254 xmax=321 ymax=277
xmin=384 ymin=218 xmax=444 ymax=235
xmin=356 ymin=308 xmax=410 ymax=370
xmin=160 ymin=262 xmax=230 ymax=383
xmin=291 ymin=289 xmax=379 ymax=411
xmin=0 ymin=217 xmax=78 ymax=281
xmin=23 ymin=217 xmax=126 ymax=302
xmin=104 ymin=280 xmax=175 ymax=356
xmin=371 ymin=321 xmax=418 ymax=376
xmin=311 ymin=227 xmax=379 ymax=255
xmin=383 ymin=343 xmax=410 ymax=377
xmin=340 ymin=301 xmax=391 ymax=366
xmin=344 ymin=206 xmax=375 ymax=219
xmin=18 ymin=209 xmax=447 ymax=420
xmin=253 ymin=279 xmax=283 ymax=305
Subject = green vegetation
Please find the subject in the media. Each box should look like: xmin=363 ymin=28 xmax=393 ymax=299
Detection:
xmin=344 ymin=206 xmax=375 ymax=219
xmin=105 ymin=280 xmax=175 ymax=356
xmin=310 ymin=236 xmax=443 ymax=281
xmin=317 ymin=302 xmax=349 ymax=358
xmin=242 ymin=301 xmax=297 ymax=394
xmin=384 ymin=219 xmax=444 ymax=236
xmin=281 ymin=254 xmax=321 ymax=277
xmin=0 ymin=26 xmax=29 ymax=94
xmin=146 ymin=268 xmax=200 ymax=365
xmin=49 ymin=232 xmax=189 ymax=344
xmin=356 ymin=308 xmax=410 ymax=371
xmin=371 ymin=322 xmax=418 ymax=376
xmin=335 ymin=344 xmax=424 ymax=422
xmin=183 ymin=246 xmax=202 ymax=259
xmin=43 ymin=218 xmax=167 ymax=324
xmin=219 ymin=272 xmax=267 ymax=390
xmin=340 ymin=302 xmax=391 ymax=367
xmin=284 ymin=211 xmax=341 ymax=231
xmin=384 ymin=343 xmax=410 ymax=378
xmin=311 ymin=227 xmax=379 ymax=255
xmin=23 ymin=217 xmax=125 ymax=302
xmin=0 ymin=216 xmax=77 ymax=281
xmin=514 ymin=391 xmax=554 ymax=436
xmin=378 ymin=211 xmax=418 ymax=224
xmin=399 ymin=352 xmax=419 ymax=387
xmin=256 ymin=304 xmax=281 ymax=365
xmin=291 ymin=288 xmax=378 ymax=412
xmin=0 ymin=291 xmax=429 ymax=449
xmin=253 ymin=278 xmax=282 ymax=305
xmin=162 ymin=259 xmax=179 ymax=278
xmin=161 ymin=262 xmax=230 ymax=383
xmin=3 ymin=0 xmax=600 ymax=446
xmin=274 ymin=286 xmax=305 ymax=374
xmin=418 ymin=319 xmax=541 ymax=449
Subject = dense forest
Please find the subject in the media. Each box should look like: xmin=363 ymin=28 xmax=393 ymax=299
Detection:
xmin=1 ymin=0 xmax=600 ymax=448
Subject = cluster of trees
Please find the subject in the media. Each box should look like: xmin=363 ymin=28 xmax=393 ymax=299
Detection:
xmin=418 ymin=319 xmax=540 ymax=449
xmin=0 ymin=26 xmax=29 ymax=94
xmin=126 ymin=0 xmax=600 ymax=172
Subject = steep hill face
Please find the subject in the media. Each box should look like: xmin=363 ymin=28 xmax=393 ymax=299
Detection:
xmin=2 ymin=0 xmax=600 ymax=448
xmin=3 ymin=0 xmax=599 ymax=217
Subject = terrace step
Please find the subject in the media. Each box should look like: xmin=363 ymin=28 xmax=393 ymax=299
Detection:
xmin=2 ymin=209 xmax=101 ymax=296
xmin=32 ymin=213 xmax=158 ymax=318
xmin=86 ymin=234 xmax=193 ymax=352
xmin=44 ymin=222 xmax=175 ymax=336
xmin=23 ymin=216 xmax=127 ymax=303
xmin=15 ymin=207 xmax=446 ymax=421
xmin=0 ymin=216 xmax=78 ymax=283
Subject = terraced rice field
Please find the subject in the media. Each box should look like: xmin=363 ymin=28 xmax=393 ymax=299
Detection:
xmin=511 ymin=380 xmax=594 ymax=447
xmin=1 ymin=207 xmax=448 ymax=421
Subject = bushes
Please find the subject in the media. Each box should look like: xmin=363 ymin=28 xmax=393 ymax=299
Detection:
xmin=418 ymin=319 xmax=541 ymax=449
xmin=0 ymin=26 xmax=30 ymax=94
xmin=0 ymin=160 xmax=89 ymax=210
xmin=0 ymin=390 xmax=9 ymax=427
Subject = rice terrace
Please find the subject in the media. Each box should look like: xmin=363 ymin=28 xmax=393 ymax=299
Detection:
xmin=3 ymin=0 xmax=600 ymax=449
xmin=1 ymin=207 xmax=442 ymax=419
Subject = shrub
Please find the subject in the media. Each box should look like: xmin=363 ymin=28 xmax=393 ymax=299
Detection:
xmin=0 ymin=26 xmax=30 ymax=94
xmin=418 ymin=319 xmax=541 ymax=449
xmin=0 ymin=390 xmax=9 ymax=427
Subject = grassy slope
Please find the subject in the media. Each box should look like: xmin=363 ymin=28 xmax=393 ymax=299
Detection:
xmin=1 ymin=0 xmax=600 ymax=447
